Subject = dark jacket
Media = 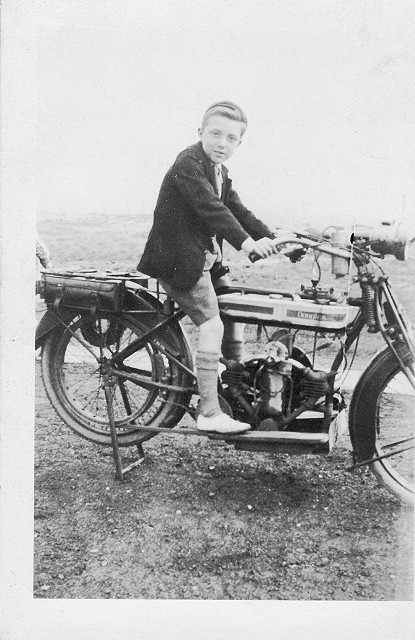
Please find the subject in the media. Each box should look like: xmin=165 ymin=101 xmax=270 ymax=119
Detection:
xmin=137 ymin=141 xmax=274 ymax=290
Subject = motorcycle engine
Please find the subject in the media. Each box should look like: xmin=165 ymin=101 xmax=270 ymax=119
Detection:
xmin=220 ymin=340 xmax=334 ymax=431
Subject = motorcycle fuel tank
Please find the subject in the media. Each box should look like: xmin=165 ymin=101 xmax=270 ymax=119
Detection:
xmin=218 ymin=292 xmax=357 ymax=330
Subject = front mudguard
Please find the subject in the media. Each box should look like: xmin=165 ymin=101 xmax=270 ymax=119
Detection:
xmin=348 ymin=347 xmax=397 ymax=462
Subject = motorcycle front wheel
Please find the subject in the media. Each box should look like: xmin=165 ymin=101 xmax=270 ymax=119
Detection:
xmin=349 ymin=348 xmax=414 ymax=506
xmin=41 ymin=310 xmax=194 ymax=446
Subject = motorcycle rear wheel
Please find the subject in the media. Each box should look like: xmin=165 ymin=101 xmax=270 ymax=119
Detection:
xmin=350 ymin=348 xmax=414 ymax=506
xmin=41 ymin=311 xmax=194 ymax=446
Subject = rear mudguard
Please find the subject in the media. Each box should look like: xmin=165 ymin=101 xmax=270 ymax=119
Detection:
xmin=35 ymin=288 xmax=193 ymax=367
xmin=35 ymin=308 xmax=75 ymax=350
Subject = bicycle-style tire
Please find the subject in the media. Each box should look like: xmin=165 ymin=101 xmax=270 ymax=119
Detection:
xmin=41 ymin=310 xmax=194 ymax=446
xmin=349 ymin=347 xmax=414 ymax=506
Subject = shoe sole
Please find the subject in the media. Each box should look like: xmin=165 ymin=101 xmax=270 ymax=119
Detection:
xmin=197 ymin=427 xmax=251 ymax=435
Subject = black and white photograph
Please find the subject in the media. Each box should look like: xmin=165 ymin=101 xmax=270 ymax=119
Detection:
xmin=1 ymin=1 xmax=414 ymax=638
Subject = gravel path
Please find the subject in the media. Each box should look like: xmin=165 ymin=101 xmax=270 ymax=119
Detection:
xmin=35 ymin=361 xmax=413 ymax=600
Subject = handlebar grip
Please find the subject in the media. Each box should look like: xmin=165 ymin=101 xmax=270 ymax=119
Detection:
xmin=248 ymin=252 xmax=262 ymax=263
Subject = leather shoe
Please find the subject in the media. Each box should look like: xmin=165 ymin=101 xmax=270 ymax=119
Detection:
xmin=197 ymin=413 xmax=251 ymax=435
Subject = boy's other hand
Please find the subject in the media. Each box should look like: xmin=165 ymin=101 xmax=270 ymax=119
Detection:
xmin=255 ymin=237 xmax=278 ymax=257
xmin=241 ymin=236 xmax=277 ymax=258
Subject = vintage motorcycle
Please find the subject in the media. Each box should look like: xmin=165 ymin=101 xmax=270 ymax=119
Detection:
xmin=35 ymin=223 xmax=415 ymax=505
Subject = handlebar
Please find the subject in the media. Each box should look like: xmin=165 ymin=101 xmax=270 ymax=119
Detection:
xmin=248 ymin=233 xmax=351 ymax=264
xmin=247 ymin=222 xmax=414 ymax=264
xmin=248 ymin=252 xmax=263 ymax=263
xmin=249 ymin=245 xmax=306 ymax=263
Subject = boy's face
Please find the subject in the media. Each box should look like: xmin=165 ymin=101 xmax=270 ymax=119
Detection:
xmin=198 ymin=115 xmax=244 ymax=164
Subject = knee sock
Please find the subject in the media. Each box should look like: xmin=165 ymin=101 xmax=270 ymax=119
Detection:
xmin=195 ymin=350 xmax=222 ymax=418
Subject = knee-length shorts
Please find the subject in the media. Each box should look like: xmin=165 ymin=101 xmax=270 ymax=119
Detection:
xmin=160 ymin=250 xmax=229 ymax=327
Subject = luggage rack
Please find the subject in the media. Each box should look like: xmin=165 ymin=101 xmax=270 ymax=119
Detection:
xmin=68 ymin=269 xmax=177 ymax=313
xmin=40 ymin=268 xmax=178 ymax=317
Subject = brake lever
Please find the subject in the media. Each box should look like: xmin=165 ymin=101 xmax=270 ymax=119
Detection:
xmin=249 ymin=244 xmax=307 ymax=263
xmin=283 ymin=247 xmax=307 ymax=263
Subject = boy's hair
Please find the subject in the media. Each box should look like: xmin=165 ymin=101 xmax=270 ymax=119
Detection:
xmin=201 ymin=101 xmax=248 ymax=134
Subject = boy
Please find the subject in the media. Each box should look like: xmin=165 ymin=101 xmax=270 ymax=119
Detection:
xmin=138 ymin=101 xmax=277 ymax=434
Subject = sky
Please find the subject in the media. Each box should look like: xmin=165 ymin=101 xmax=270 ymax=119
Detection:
xmin=32 ymin=0 xmax=415 ymax=229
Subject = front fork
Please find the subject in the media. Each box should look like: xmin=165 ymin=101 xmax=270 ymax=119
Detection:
xmin=374 ymin=277 xmax=415 ymax=386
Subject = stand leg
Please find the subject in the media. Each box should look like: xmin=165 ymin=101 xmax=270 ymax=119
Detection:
xmin=104 ymin=384 xmax=124 ymax=481
xmin=103 ymin=379 xmax=146 ymax=480
xmin=136 ymin=443 xmax=145 ymax=458
xmin=121 ymin=444 xmax=145 ymax=475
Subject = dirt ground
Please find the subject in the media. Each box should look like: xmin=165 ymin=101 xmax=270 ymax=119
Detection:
xmin=34 ymin=215 xmax=414 ymax=600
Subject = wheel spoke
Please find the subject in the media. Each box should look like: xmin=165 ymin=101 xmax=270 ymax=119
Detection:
xmin=118 ymin=379 xmax=134 ymax=415
xmin=381 ymin=436 xmax=415 ymax=450
xmin=41 ymin=310 xmax=192 ymax=445
xmin=374 ymin=365 xmax=414 ymax=498
xmin=62 ymin=364 xmax=102 ymax=396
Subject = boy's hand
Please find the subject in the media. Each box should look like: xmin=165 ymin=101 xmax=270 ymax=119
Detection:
xmin=241 ymin=236 xmax=277 ymax=258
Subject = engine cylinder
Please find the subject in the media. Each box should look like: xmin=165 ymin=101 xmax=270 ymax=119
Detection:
xmin=301 ymin=369 xmax=332 ymax=397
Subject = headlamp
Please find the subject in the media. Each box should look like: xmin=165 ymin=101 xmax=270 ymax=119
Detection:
xmin=352 ymin=222 xmax=414 ymax=261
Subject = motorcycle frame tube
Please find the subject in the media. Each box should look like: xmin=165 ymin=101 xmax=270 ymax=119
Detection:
xmin=110 ymin=309 xmax=196 ymax=382
xmin=112 ymin=306 xmax=366 ymax=404
xmin=39 ymin=290 xmax=365 ymax=399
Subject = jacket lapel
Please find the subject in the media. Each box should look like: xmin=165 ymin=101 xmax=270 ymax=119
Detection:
xmin=207 ymin=163 xmax=219 ymax=195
